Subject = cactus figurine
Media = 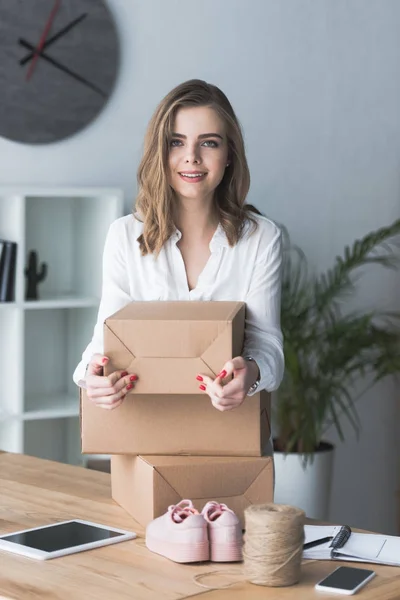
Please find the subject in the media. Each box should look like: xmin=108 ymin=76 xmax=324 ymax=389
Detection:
xmin=25 ymin=250 xmax=48 ymax=300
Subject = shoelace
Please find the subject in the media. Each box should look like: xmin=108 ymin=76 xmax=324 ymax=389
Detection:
xmin=202 ymin=501 xmax=234 ymax=522
xmin=168 ymin=499 xmax=199 ymax=523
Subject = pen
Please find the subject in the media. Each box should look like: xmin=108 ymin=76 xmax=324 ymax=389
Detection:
xmin=303 ymin=536 xmax=333 ymax=550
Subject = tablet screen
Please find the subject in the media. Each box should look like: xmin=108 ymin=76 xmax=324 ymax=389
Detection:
xmin=2 ymin=521 xmax=124 ymax=553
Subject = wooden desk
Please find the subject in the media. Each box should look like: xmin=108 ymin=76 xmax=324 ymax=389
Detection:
xmin=1 ymin=452 xmax=400 ymax=600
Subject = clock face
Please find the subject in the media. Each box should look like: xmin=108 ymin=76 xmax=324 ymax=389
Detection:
xmin=0 ymin=0 xmax=120 ymax=144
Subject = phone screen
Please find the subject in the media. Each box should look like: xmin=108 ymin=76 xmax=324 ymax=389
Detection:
xmin=317 ymin=567 xmax=375 ymax=591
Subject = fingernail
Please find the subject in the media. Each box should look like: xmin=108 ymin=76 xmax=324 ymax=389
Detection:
xmin=127 ymin=383 xmax=133 ymax=390
xmin=196 ymin=375 xmax=203 ymax=382
xmin=121 ymin=371 xmax=128 ymax=377
xmin=218 ymin=370 xmax=227 ymax=379
xmin=102 ymin=358 xmax=108 ymax=364
xmin=199 ymin=384 xmax=206 ymax=391
xmin=130 ymin=375 xmax=138 ymax=381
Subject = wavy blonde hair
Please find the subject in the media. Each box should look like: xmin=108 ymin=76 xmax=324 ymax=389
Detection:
xmin=135 ymin=79 xmax=258 ymax=256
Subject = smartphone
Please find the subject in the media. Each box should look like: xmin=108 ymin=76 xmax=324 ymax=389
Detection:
xmin=315 ymin=566 xmax=376 ymax=595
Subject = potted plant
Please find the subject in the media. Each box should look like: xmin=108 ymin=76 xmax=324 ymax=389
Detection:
xmin=273 ymin=219 xmax=400 ymax=519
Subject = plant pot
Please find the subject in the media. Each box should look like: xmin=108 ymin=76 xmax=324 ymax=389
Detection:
xmin=273 ymin=441 xmax=334 ymax=520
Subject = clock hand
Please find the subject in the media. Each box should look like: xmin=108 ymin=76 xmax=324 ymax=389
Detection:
xmin=19 ymin=39 xmax=107 ymax=98
xmin=26 ymin=0 xmax=61 ymax=81
xmin=20 ymin=13 xmax=87 ymax=66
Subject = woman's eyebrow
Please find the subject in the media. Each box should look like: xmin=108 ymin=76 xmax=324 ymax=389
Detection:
xmin=171 ymin=132 xmax=223 ymax=140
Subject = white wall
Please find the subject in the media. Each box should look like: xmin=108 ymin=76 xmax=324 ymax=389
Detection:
xmin=1 ymin=0 xmax=399 ymax=534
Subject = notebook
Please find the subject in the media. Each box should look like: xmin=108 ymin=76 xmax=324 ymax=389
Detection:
xmin=303 ymin=524 xmax=400 ymax=567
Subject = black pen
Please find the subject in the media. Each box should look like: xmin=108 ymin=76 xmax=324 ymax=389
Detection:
xmin=303 ymin=536 xmax=333 ymax=550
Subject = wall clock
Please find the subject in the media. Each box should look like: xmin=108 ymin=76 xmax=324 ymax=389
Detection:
xmin=0 ymin=0 xmax=120 ymax=144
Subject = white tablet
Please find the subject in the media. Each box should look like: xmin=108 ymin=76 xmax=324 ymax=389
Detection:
xmin=0 ymin=519 xmax=136 ymax=560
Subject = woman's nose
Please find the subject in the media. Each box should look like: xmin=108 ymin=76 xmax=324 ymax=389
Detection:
xmin=185 ymin=145 xmax=201 ymax=164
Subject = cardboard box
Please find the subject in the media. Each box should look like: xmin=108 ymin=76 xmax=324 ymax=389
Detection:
xmin=80 ymin=389 xmax=271 ymax=456
xmin=103 ymin=301 xmax=245 ymax=394
xmin=111 ymin=454 xmax=274 ymax=528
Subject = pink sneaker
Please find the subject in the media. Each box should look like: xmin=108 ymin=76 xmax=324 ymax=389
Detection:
xmin=146 ymin=499 xmax=209 ymax=563
xmin=201 ymin=501 xmax=243 ymax=562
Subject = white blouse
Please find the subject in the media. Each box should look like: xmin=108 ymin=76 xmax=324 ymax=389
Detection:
xmin=73 ymin=212 xmax=285 ymax=393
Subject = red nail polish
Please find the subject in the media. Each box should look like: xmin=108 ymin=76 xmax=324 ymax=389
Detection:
xmin=196 ymin=375 xmax=203 ymax=382
xmin=121 ymin=371 xmax=128 ymax=377
xmin=199 ymin=384 xmax=206 ymax=391
xmin=127 ymin=383 xmax=133 ymax=390
xmin=102 ymin=358 xmax=108 ymax=364
xmin=130 ymin=375 xmax=138 ymax=381
xmin=218 ymin=370 xmax=227 ymax=379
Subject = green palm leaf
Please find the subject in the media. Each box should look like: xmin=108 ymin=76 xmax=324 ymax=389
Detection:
xmin=276 ymin=218 xmax=400 ymax=465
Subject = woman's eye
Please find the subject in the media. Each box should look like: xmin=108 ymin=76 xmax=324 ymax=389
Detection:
xmin=169 ymin=139 xmax=219 ymax=148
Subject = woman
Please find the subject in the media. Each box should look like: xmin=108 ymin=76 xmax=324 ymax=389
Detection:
xmin=73 ymin=79 xmax=284 ymax=413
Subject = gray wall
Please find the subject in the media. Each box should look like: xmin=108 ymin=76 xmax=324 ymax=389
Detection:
xmin=1 ymin=0 xmax=399 ymax=534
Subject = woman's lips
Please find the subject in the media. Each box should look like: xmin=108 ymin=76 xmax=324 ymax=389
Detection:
xmin=178 ymin=172 xmax=207 ymax=183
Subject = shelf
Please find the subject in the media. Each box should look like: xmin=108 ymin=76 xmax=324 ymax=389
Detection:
xmin=25 ymin=194 xmax=121 ymax=299
xmin=22 ymin=394 xmax=79 ymax=420
xmin=24 ymin=306 xmax=98 ymax=410
xmin=0 ymin=307 xmax=23 ymax=415
xmin=1 ymin=297 xmax=99 ymax=310
xmin=0 ymin=421 xmax=23 ymax=453
xmin=22 ymin=296 xmax=99 ymax=310
xmin=0 ymin=406 xmax=12 ymax=422
xmin=0 ymin=187 xmax=123 ymax=463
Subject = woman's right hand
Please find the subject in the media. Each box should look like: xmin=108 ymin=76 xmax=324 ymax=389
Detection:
xmin=85 ymin=354 xmax=137 ymax=410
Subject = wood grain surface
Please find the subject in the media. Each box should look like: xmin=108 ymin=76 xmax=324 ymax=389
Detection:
xmin=1 ymin=452 xmax=399 ymax=600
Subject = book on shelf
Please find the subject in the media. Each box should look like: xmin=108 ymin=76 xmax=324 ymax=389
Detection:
xmin=304 ymin=524 xmax=400 ymax=567
xmin=0 ymin=240 xmax=17 ymax=302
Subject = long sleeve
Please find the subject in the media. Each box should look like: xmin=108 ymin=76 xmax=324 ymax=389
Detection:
xmin=242 ymin=227 xmax=284 ymax=393
xmin=72 ymin=219 xmax=132 ymax=386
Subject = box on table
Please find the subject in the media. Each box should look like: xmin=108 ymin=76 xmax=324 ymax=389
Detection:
xmin=111 ymin=454 xmax=274 ymax=528
xmin=80 ymin=388 xmax=271 ymax=456
xmin=103 ymin=301 xmax=245 ymax=394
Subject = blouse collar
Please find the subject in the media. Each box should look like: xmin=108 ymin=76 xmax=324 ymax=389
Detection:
xmin=134 ymin=212 xmax=230 ymax=249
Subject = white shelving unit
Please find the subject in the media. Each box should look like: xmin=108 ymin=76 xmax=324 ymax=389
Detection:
xmin=0 ymin=187 xmax=123 ymax=465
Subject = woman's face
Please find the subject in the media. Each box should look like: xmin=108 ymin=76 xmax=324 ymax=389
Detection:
xmin=167 ymin=106 xmax=229 ymax=205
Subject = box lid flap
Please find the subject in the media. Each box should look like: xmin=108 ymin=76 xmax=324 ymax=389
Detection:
xmin=105 ymin=321 xmax=231 ymax=359
xmin=244 ymin=460 xmax=274 ymax=504
xmin=148 ymin=457 xmax=268 ymax=498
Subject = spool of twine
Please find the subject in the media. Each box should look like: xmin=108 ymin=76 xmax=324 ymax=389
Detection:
xmin=243 ymin=503 xmax=305 ymax=587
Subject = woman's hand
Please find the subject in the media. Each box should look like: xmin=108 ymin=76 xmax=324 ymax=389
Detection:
xmin=85 ymin=354 xmax=138 ymax=410
xmin=196 ymin=356 xmax=259 ymax=412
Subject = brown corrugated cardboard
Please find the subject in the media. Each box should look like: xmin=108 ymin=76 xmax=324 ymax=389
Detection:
xmin=80 ymin=388 xmax=271 ymax=456
xmin=103 ymin=301 xmax=245 ymax=394
xmin=111 ymin=454 xmax=274 ymax=528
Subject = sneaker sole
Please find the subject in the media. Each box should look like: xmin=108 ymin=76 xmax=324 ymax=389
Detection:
xmin=210 ymin=542 xmax=243 ymax=562
xmin=146 ymin=535 xmax=210 ymax=563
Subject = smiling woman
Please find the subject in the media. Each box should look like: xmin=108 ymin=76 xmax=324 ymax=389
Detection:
xmin=135 ymin=80 xmax=253 ymax=257
xmin=0 ymin=0 xmax=119 ymax=144
xmin=74 ymin=79 xmax=285 ymax=420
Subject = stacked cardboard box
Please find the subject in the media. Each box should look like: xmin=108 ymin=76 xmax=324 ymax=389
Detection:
xmin=80 ymin=301 xmax=274 ymax=528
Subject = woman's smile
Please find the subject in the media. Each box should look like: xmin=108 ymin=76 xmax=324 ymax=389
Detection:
xmin=178 ymin=171 xmax=208 ymax=183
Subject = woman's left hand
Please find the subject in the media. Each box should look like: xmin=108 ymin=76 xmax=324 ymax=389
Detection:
xmin=196 ymin=356 xmax=259 ymax=412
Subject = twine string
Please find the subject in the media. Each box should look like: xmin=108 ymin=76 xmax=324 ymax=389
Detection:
xmin=193 ymin=568 xmax=244 ymax=589
xmin=243 ymin=503 xmax=306 ymax=587
xmin=193 ymin=503 xmax=306 ymax=590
